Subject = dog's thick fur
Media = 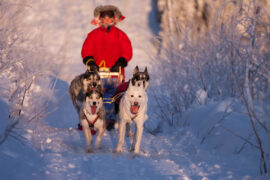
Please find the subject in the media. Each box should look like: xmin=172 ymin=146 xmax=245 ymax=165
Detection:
xmin=115 ymin=81 xmax=148 ymax=155
xmin=69 ymin=70 xmax=101 ymax=118
xmin=80 ymin=90 xmax=106 ymax=153
xmin=114 ymin=66 xmax=150 ymax=115
xmin=131 ymin=66 xmax=150 ymax=91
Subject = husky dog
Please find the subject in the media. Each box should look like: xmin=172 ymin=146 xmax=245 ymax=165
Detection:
xmin=69 ymin=70 xmax=102 ymax=117
xmin=115 ymin=81 xmax=148 ymax=155
xmin=113 ymin=66 xmax=150 ymax=114
xmin=131 ymin=66 xmax=150 ymax=91
xmin=113 ymin=66 xmax=150 ymax=134
xmin=80 ymin=90 xmax=106 ymax=153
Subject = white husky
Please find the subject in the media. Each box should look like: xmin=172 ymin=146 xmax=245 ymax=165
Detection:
xmin=115 ymin=81 xmax=148 ymax=155
xmin=80 ymin=90 xmax=106 ymax=153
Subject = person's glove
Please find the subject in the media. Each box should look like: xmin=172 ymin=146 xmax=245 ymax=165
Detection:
xmin=83 ymin=56 xmax=99 ymax=71
xmin=110 ymin=57 xmax=127 ymax=72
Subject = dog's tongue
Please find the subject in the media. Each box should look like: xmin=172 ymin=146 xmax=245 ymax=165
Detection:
xmin=130 ymin=105 xmax=139 ymax=114
xmin=91 ymin=106 xmax=97 ymax=114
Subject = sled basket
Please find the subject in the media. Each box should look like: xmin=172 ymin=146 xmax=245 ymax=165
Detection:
xmin=98 ymin=67 xmax=123 ymax=83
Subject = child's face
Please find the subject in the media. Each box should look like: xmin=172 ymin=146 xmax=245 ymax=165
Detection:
xmin=100 ymin=11 xmax=115 ymax=28
xmin=102 ymin=16 xmax=114 ymax=25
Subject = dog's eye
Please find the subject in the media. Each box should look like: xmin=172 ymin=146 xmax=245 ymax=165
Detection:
xmin=131 ymin=95 xmax=134 ymax=98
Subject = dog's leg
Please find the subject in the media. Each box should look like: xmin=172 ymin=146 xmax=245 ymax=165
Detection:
xmin=74 ymin=100 xmax=80 ymax=114
xmin=81 ymin=119 xmax=93 ymax=153
xmin=94 ymin=124 xmax=105 ymax=149
xmin=126 ymin=123 xmax=133 ymax=137
xmin=134 ymin=122 xmax=144 ymax=155
xmin=115 ymin=120 xmax=126 ymax=153
xmin=130 ymin=124 xmax=136 ymax=152
xmin=75 ymin=102 xmax=81 ymax=120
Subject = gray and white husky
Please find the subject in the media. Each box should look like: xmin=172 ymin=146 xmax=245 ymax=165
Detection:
xmin=131 ymin=66 xmax=150 ymax=91
xmin=115 ymin=81 xmax=148 ymax=155
xmin=68 ymin=70 xmax=101 ymax=117
xmin=80 ymin=90 xmax=106 ymax=153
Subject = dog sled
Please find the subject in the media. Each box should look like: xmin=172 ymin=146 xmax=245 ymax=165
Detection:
xmin=97 ymin=66 xmax=126 ymax=131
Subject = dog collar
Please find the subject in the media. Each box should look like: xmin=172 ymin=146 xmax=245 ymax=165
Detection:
xmin=131 ymin=114 xmax=138 ymax=121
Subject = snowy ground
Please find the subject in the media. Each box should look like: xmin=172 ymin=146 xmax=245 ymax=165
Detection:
xmin=0 ymin=0 xmax=267 ymax=179
xmin=0 ymin=97 xmax=263 ymax=179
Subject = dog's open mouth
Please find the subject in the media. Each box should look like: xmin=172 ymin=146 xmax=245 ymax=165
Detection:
xmin=91 ymin=106 xmax=97 ymax=114
xmin=130 ymin=105 xmax=140 ymax=114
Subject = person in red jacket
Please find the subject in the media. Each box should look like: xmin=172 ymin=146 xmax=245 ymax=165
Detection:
xmin=81 ymin=5 xmax=132 ymax=80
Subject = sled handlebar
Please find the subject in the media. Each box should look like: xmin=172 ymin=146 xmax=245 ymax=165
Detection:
xmin=98 ymin=67 xmax=123 ymax=83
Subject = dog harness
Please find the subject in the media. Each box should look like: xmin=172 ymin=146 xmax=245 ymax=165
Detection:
xmin=84 ymin=112 xmax=99 ymax=135
xmin=131 ymin=114 xmax=138 ymax=122
xmin=86 ymin=115 xmax=99 ymax=128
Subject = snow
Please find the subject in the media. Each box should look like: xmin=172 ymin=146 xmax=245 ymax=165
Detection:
xmin=0 ymin=100 xmax=9 ymax=136
xmin=196 ymin=89 xmax=208 ymax=105
xmin=0 ymin=0 xmax=269 ymax=179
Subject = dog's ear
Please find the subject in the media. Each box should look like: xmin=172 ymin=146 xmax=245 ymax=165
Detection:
xmin=93 ymin=66 xmax=99 ymax=73
xmin=83 ymin=71 xmax=90 ymax=79
xmin=85 ymin=94 xmax=90 ymax=102
xmin=144 ymin=67 xmax=150 ymax=80
xmin=144 ymin=67 xmax=148 ymax=74
xmin=133 ymin=66 xmax=139 ymax=75
xmin=96 ymin=85 xmax=102 ymax=94
xmin=128 ymin=80 xmax=134 ymax=91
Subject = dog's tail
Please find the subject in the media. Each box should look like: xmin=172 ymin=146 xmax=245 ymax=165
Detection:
xmin=68 ymin=87 xmax=81 ymax=113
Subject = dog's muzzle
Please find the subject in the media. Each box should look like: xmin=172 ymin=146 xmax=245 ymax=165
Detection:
xmin=130 ymin=102 xmax=140 ymax=114
xmin=91 ymin=105 xmax=97 ymax=114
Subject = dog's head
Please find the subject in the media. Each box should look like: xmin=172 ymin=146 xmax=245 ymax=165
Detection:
xmin=85 ymin=89 xmax=103 ymax=114
xmin=131 ymin=66 xmax=150 ymax=90
xmin=125 ymin=81 xmax=147 ymax=115
xmin=82 ymin=70 xmax=102 ymax=93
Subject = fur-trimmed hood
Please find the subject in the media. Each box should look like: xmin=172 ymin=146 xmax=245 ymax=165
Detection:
xmin=91 ymin=5 xmax=125 ymax=26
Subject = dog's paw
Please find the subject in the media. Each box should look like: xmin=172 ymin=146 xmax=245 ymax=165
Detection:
xmin=94 ymin=143 xmax=102 ymax=150
xmin=132 ymin=153 xmax=140 ymax=159
xmin=115 ymin=147 xmax=122 ymax=153
xmin=129 ymin=146 xmax=134 ymax=152
xmin=134 ymin=149 xmax=140 ymax=155
xmin=86 ymin=148 xmax=93 ymax=153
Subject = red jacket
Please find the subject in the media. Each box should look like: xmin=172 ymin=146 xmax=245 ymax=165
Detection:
xmin=81 ymin=26 xmax=132 ymax=70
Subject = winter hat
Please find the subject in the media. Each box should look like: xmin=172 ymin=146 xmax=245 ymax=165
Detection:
xmin=91 ymin=5 xmax=125 ymax=26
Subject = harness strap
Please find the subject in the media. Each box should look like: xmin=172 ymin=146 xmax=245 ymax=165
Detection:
xmin=86 ymin=115 xmax=99 ymax=128
xmin=103 ymin=91 xmax=125 ymax=104
xmin=131 ymin=114 xmax=138 ymax=121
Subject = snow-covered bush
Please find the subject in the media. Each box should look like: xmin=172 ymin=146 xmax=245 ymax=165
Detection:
xmin=0 ymin=0 xmax=59 ymax=144
xmin=153 ymin=0 xmax=270 ymax=174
